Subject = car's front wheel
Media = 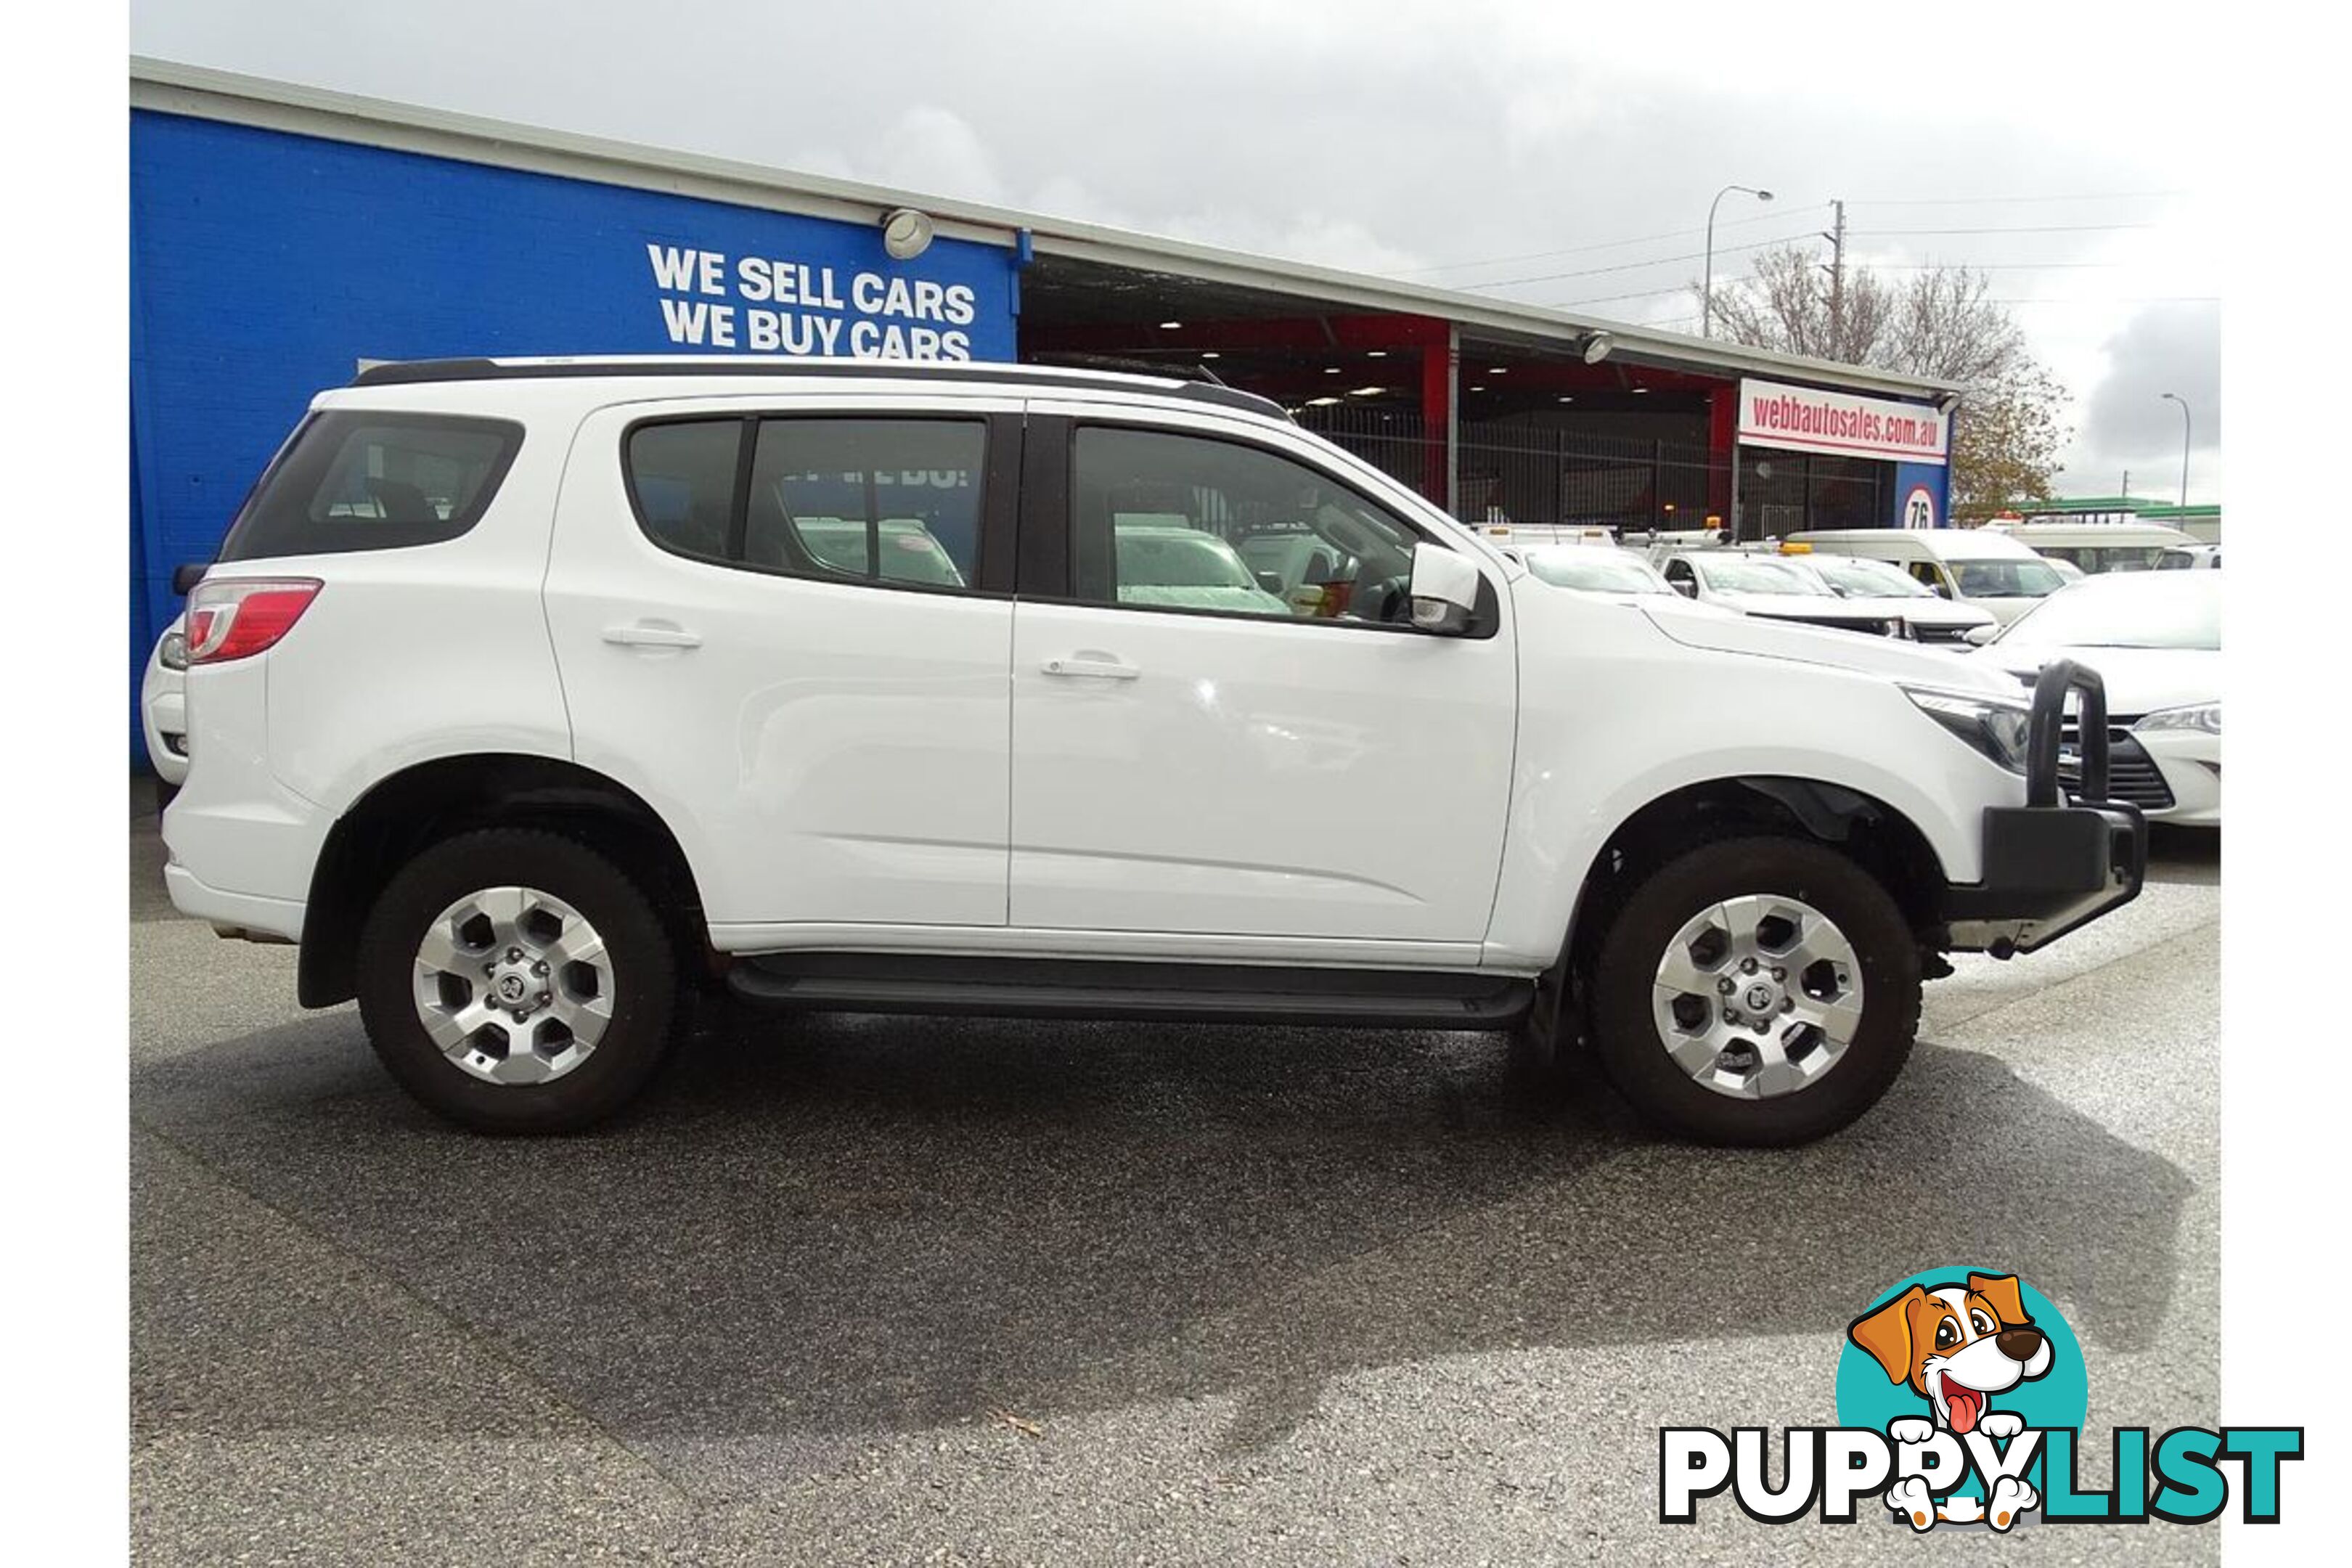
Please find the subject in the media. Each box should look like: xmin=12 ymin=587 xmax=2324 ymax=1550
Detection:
xmin=1585 ymin=836 xmax=1921 ymax=1146
xmin=355 ymin=829 xmax=677 ymax=1132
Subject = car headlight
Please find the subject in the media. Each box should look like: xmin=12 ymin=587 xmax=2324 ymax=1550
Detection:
xmin=1901 ymin=685 xmax=2033 ymax=774
xmin=2134 ymin=703 xmax=2219 ymax=736
xmin=159 ymin=631 xmax=188 ymax=672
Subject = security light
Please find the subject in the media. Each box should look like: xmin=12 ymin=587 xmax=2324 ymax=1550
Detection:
xmin=1582 ymin=332 xmax=1615 ymax=364
xmin=881 ymin=208 xmax=934 ymax=260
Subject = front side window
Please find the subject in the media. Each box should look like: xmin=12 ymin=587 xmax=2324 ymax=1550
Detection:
xmin=1071 ymin=426 xmax=1427 ymax=624
xmin=624 ymin=416 xmax=986 ymax=590
xmin=219 ymin=412 xmax=523 ymax=560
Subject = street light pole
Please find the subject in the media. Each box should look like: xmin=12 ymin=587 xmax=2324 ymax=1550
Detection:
xmin=2160 ymin=393 xmax=2191 ymax=507
xmin=1703 ymin=184 xmax=1773 ymax=338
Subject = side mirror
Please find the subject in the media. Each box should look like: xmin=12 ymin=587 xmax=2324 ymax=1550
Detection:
xmin=1254 ymin=570 xmax=1286 ymax=595
xmin=171 ymin=561 xmax=209 ymax=597
xmin=1932 ymin=581 xmax=1954 ymax=600
xmin=1673 ymin=579 xmax=1696 ymax=598
xmin=1961 ymin=623 xmax=1998 ymax=647
xmin=1408 ymin=542 xmax=1481 ymax=634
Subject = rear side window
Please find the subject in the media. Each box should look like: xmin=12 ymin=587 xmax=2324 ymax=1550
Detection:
xmin=219 ymin=411 xmax=523 ymax=561
xmin=624 ymin=417 xmax=987 ymax=590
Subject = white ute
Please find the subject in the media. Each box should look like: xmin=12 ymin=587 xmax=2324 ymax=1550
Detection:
xmin=165 ymin=359 xmax=2147 ymax=1143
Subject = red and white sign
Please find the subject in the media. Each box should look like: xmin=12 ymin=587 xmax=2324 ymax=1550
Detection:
xmin=1738 ymin=377 xmax=1948 ymax=465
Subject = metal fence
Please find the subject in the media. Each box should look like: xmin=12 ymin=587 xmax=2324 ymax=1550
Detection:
xmin=1297 ymin=406 xmax=1895 ymax=537
xmin=1297 ymin=406 xmax=1730 ymax=532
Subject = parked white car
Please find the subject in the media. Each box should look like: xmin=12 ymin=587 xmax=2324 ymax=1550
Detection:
xmin=140 ymin=614 xmax=189 ymax=800
xmin=1975 ymin=571 xmax=2219 ymax=826
xmin=165 ymin=358 xmax=2144 ymax=1143
xmin=1654 ymin=550 xmax=1911 ymax=639
xmin=1789 ymin=527 xmax=2071 ymax=625
xmin=1786 ymin=550 xmax=1999 ymax=647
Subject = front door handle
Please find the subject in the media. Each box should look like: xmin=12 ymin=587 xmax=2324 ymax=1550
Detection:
xmin=1041 ymin=654 xmax=1140 ymax=681
xmin=603 ymin=621 xmax=703 ymax=650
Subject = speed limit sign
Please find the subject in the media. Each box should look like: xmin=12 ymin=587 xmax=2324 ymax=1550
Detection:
xmin=1901 ymin=483 xmax=1937 ymax=530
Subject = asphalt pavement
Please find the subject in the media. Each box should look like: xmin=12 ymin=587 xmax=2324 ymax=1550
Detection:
xmin=129 ymin=782 xmax=2220 ymax=1565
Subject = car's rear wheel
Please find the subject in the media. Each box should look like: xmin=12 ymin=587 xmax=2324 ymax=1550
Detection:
xmin=355 ymin=829 xmax=676 ymax=1132
xmin=1585 ymin=836 xmax=1920 ymax=1146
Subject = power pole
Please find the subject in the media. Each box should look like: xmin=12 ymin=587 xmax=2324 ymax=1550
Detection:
xmin=1819 ymin=199 xmax=1847 ymax=359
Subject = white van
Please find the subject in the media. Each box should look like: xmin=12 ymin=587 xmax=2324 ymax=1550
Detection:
xmin=1985 ymin=520 xmax=2199 ymax=576
xmin=1784 ymin=528 xmax=2070 ymax=625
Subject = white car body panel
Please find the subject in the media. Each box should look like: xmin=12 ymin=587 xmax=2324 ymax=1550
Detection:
xmin=1008 ymin=598 xmax=1517 ymax=942
xmin=140 ymin=616 xmax=188 ymax=786
xmin=1479 ymin=592 xmax=2021 ymax=968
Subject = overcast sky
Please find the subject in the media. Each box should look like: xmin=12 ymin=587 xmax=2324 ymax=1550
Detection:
xmin=131 ymin=1 xmax=2223 ymax=502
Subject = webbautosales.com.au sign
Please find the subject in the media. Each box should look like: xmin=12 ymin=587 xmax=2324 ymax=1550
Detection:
xmin=1737 ymin=377 xmax=1950 ymax=465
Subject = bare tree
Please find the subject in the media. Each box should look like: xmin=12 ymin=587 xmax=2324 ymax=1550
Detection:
xmin=1695 ymin=246 xmax=2073 ymax=511
xmin=1703 ymin=244 xmax=1892 ymax=365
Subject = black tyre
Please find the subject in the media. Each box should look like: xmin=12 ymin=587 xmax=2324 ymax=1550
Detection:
xmin=356 ymin=829 xmax=677 ymax=1133
xmin=1586 ymin=836 xmax=1920 ymax=1146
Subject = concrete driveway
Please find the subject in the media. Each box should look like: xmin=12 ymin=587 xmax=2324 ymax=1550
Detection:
xmin=130 ymin=787 xmax=2218 ymax=1564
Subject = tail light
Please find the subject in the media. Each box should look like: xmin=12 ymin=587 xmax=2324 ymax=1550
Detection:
xmin=185 ymin=579 xmax=322 ymax=664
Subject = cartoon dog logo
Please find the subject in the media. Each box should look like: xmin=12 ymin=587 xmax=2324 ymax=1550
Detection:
xmin=1848 ymin=1272 xmax=2053 ymax=1530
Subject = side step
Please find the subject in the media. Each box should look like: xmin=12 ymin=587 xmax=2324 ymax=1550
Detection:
xmin=727 ymin=953 xmax=1534 ymax=1029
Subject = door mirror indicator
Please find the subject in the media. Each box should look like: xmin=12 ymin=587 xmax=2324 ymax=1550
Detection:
xmin=1408 ymin=543 xmax=1480 ymax=634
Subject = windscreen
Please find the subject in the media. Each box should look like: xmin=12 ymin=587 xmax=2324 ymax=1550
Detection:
xmin=1699 ymin=557 xmax=1818 ymax=595
xmin=1808 ymin=554 xmax=1935 ymax=598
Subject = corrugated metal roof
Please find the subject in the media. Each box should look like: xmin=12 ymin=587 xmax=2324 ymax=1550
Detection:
xmin=129 ymin=55 xmax=1965 ymax=402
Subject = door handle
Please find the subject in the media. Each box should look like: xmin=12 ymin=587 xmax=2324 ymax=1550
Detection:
xmin=1041 ymin=654 xmax=1140 ymax=681
xmin=603 ymin=622 xmax=703 ymax=650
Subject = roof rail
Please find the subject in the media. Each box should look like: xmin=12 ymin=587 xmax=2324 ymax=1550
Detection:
xmin=348 ymin=355 xmax=1294 ymax=422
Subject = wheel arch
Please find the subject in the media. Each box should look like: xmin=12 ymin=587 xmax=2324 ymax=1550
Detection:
xmin=1561 ymin=775 xmax=1949 ymax=984
xmin=298 ymin=753 xmax=709 ymax=1008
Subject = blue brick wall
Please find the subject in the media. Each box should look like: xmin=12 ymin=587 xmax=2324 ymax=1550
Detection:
xmin=128 ymin=110 xmax=1021 ymax=763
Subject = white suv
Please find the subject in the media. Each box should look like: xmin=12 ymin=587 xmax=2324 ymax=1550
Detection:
xmin=165 ymin=358 xmax=2145 ymax=1143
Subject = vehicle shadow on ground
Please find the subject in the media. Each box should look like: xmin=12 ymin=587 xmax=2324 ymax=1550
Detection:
xmin=134 ymin=997 xmax=2197 ymax=1461
xmin=2146 ymin=825 xmax=2219 ymax=886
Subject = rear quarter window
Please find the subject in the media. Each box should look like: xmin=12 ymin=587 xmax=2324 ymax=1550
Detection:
xmin=217 ymin=411 xmax=524 ymax=561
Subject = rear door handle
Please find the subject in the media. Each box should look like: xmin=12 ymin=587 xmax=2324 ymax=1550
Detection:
xmin=603 ymin=622 xmax=703 ymax=650
xmin=1041 ymin=654 xmax=1140 ymax=681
